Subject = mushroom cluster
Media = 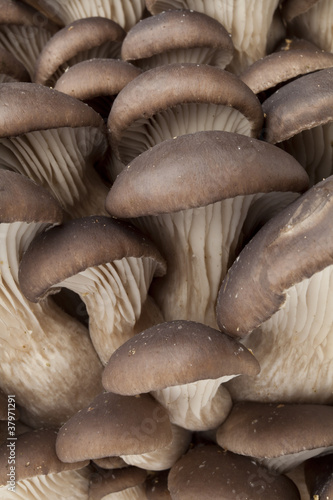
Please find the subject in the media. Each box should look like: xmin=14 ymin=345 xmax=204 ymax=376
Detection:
xmin=0 ymin=0 xmax=332 ymax=498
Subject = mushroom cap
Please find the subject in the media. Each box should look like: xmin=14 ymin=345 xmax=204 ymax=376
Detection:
xmin=262 ymin=67 xmax=333 ymax=144
xmin=0 ymin=47 xmax=30 ymax=82
xmin=216 ymin=401 xmax=333 ymax=460
xmin=0 ymin=82 xmax=106 ymax=137
xmin=56 ymin=392 xmax=173 ymax=463
xmin=0 ymin=170 xmax=63 ymax=224
xmin=240 ymin=44 xmax=333 ymax=95
xmin=18 ymin=215 xmax=166 ymax=303
xmin=216 ymin=175 xmax=333 ymax=337
xmin=89 ymin=466 xmax=147 ymax=499
xmin=102 ymin=320 xmax=260 ymax=394
xmin=0 ymin=428 xmax=88 ymax=484
xmin=281 ymin=0 xmax=320 ymax=22
xmin=168 ymin=444 xmax=301 ymax=499
xmin=105 ymin=130 xmax=309 ymax=218
xmin=54 ymin=58 xmax=142 ymax=101
xmin=34 ymin=16 xmax=126 ymax=85
xmin=121 ymin=9 xmax=233 ymax=66
xmin=0 ymin=0 xmax=58 ymax=32
xmin=108 ymin=63 xmax=264 ymax=157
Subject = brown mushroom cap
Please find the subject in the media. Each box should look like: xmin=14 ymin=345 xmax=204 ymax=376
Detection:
xmin=0 ymin=81 xmax=106 ymax=137
xmin=121 ymin=9 xmax=234 ymax=68
xmin=18 ymin=215 xmax=166 ymax=303
xmin=54 ymin=58 xmax=142 ymax=101
xmin=55 ymin=392 xmax=173 ymax=463
xmin=102 ymin=320 xmax=260 ymax=395
xmin=34 ymin=17 xmax=126 ymax=85
xmin=240 ymin=44 xmax=333 ymax=95
xmin=281 ymin=0 xmax=319 ymax=22
xmin=168 ymin=444 xmax=301 ymax=499
xmin=216 ymin=402 xmax=333 ymax=469
xmin=108 ymin=63 xmax=264 ymax=159
xmin=262 ymin=67 xmax=333 ymax=144
xmin=0 ymin=0 xmax=58 ymax=31
xmin=0 ymin=169 xmax=63 ymax=224
xmin=216 ymin=175 xmax=333 ymax=337
xmin=0 ymin=47 xmax=30 ymax=82
xmin=106 ymin=130 xmax=309 ymax=218
xmin=0 ymin=428 xmax=88 ymax=485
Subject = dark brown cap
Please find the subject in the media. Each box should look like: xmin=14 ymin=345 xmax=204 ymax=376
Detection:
xmin=106 ymin=130 xmax=308 ymax=218
xmin=18 ymin=215 xmax=166 ymax=303
xmin=168 ymin=444 xmax=301 ymax=499
xmin=34 ymin=17 xmax=126 ymax=86
xmin=102 ymin=320 xmax=260 ymax=395
xmin=56 ymin=392 xmax=172 ymax=463
xmin=121 ymin=9 xmax=234 ymax=69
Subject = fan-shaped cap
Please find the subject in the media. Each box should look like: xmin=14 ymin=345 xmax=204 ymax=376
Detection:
xmin=0 ymin=428 xmax=88 ymax=485
xmin=56 ymin=392 xmax=173 ymax=463
xmin=106 ymin=130 xmax=308 ymax=218
xmin=216 ymin=175 xmax=333 ymax=337
xmin=168 ymin=444 xmax=301 ymax=499
xmin=34 ymin=17 xmax=126 ymax=85
xmin=216 ymin=401 xmax=333 ymax=462
xmin=0 ymin=0 xmax=58 ymax=32
xmin=121 ymin=9 xmax=233 ymax=67
xmin=262 ymin=67 xmax=333 ymax=144
xmin=18 ymin=215 xmax=166 ymax=303
xmin=108 ymin=63 xmax=264 ymax=157
xmin=54 ymin=58 xmax=142 ymax=101
xmin=0 ymin=82 xmax=106 ymax=137
xmin=0 ymin=170 xmax=63 ymax=224
xmin=102 ymin=320 xmax=260 ymax=395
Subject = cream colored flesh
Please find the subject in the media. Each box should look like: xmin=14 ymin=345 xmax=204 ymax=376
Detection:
xmin=0 ymin=26 xmax=51 ymax=78
xmin=101 ymin=484 xmax=147 ymax=500
xmin=0 ymin=468 xmax=90 ymax=499
xmin=0 ymin=222 xmax=103 ymax=427
xmin=227 ymin=265 xmax=333 ymax=403
xmin=54 ymin=257 xmax=161 ymax=364
xmin=280 ymin=122 xmax=333 ymax=187
xmin=152 ymin=377 xmax=234 ymax=431
xmin=136 ymin=195 xmax=262 ymax=327
xmin=146 ymin=0 xmax=279 ymax=73
xmin=0 ymin=128 xmax=108 ymax=218
xmin=36 ymin=0 xmax=146 ymax=31
xmin=121 ymin=424 xmax=191 ymax=470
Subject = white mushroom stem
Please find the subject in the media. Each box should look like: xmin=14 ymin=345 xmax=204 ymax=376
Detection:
xmin=136 ymin=194 xmax=297 ymax=327
xmin=121 ymin=424 xmax=192 ymax=471
xmin=114 ymin=103 xmax=255 ymax=173
xmin=279 ymin=122 xmax=333 ymax=187
xmin=36 ymin=0 xmax=146 ymax=31
xmin=0 ymin=222 xmax=103 ymax=427
xmin=0 ymin=468 xmax=90 ymax=500
xmin=0 ymin=127 xmax=108 ymax=218
xmin=152 ymin=376 xmax=235 ymax=431
xmin=0 ymin=26 xmax=52 ymax=79
xmin=53 ymin=257 xmax=164 ymax=364
xmin=227 ymin=265 xmax=333 ymax=403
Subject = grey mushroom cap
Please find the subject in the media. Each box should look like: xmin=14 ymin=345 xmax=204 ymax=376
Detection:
xmin=216 ymin=175 xmax=333 ymax=337
xmin=168 ymin=444 xmax=301 ymax=499
xmin=34 ymin=16 xmax=126 ymax=85
xmin=281 ymin=0 xmax=320 ymax=22
xmin=54 ymin=58 xmax=142 ymax=101
xmin=262 ymin=67 xmax=333 ymax=144
xmin=18 ymin=215 xmax=166 ymax=303
xmin=89 ymin=466 xmax=147 ymax=499
xmin=0 ymin=47 xmax=30 ymax=82
xmin=0 ymin=0 xmax=58 ymax=32
xmin=121 ymin=9 xmax=234 ymax=67
xmin=102 ymin=320 xmax=260 ymax=394
xmin=105 ymin=130 xmax=309 ymax=218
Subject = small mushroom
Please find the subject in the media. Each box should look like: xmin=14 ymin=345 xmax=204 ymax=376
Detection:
xmin=34 ymin=17 xmax=126 ymax=87
xmin=121 ymin=9 xmax=234 ymax=70
xmin=102 ymin=320 xmax=260 ymax=431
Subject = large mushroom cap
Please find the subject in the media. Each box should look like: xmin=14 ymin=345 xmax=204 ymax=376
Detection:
xmin=102 ymin=320 xmax=260 ymax=395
